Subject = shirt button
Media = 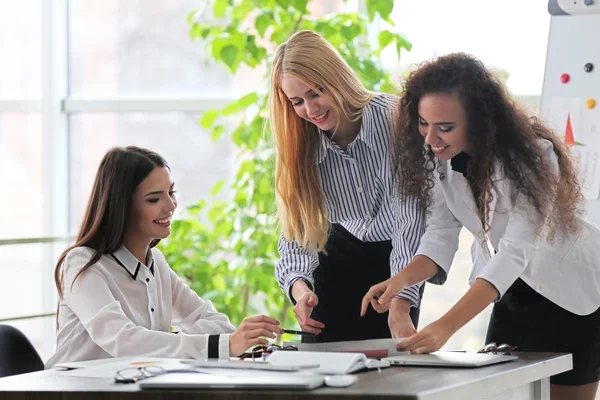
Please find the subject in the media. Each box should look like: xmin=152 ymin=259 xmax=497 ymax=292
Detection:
xmin=151 ymin=308 xmax=155 ymax=312
xmin=535 ymin=284 xmax=544 ymax=293
xmin=349 ymin=159 xmax=356 ymax=164
xmin=146 ymin=278 xmax=150 ymax=282
xmin=365 ymin=213 xmax=371 ymax=219
xmin=357 ymin=187 xmax=363 ymax=193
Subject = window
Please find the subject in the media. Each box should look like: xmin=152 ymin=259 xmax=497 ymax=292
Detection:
xmin=69 ymin=0 xmax=234 ymax=96
xmin=381 ymin=0 xmax=550 ymax=96
xmin=69 ymin=112 xmax=232 ymax=232
xmin=0 ymin=0 xmax=42 ymax=98
xmin=0 ymin=114 xmax=44 ymax=239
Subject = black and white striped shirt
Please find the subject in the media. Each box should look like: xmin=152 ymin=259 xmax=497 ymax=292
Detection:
xmin=275 ymin=93 xmax=425 ymax=307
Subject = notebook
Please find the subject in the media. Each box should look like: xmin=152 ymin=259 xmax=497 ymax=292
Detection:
xmin=139 ymin=372 xmax=324 ymax=390
xmin=382 ymin=352 xmax=518 ymax=368
xmin=267 ymin=351 xmax=389 ymax=375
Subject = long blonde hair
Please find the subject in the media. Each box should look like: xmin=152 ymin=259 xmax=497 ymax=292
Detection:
xmin=270 ymin=30 xmax=374 ymax=252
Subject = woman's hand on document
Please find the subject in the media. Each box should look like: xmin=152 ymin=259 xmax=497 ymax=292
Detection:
xmin=229 ymin=315 xmax=283 ymax=356
xmin=396 ymin=320 xmax=453 ymax=354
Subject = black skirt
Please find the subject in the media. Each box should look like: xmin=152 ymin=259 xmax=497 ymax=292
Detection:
xmin=486 ymin=278 xmax=600 ymax=386
xmin=303 ymin=223 xmax=424 ymax=343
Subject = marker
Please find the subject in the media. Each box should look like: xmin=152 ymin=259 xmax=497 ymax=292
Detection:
xmin=282 ymin=329 xmax=315 ymax=336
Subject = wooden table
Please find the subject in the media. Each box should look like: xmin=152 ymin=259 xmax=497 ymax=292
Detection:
xmin=0 ymin=352 xmax=571 ymax=400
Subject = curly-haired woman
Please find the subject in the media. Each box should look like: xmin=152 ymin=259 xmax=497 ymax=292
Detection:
xmin=362 ymin=53 xmax=600 ymax=400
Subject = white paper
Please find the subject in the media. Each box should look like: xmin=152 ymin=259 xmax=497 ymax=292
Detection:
xmin=268 ymin=350 xmax=366 ymax=374
xmin=60 ymin=357 xmax=192 ymax=379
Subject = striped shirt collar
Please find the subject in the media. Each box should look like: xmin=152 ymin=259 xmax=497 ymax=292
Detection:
xmin=111 ymin=245 xmax=155 ymax=280
xmin=316 ymin=99 xmax=378 ymax=164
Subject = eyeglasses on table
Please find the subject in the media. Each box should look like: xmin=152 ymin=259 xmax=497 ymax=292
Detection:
xmin=114 ymin=365 xmax=209 ymax=384
xmin=239 ymin=344 xmax=299 ymax=361
xmin=477 ymin=342 xmax=517 ymax=355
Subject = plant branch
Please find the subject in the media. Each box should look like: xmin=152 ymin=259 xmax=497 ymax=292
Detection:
xmin=291 ymin=12 xmax=305 ymax=35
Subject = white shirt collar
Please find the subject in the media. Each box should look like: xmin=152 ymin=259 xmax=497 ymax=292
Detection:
xmin=111 ymin=246 xmax=155 ymax=280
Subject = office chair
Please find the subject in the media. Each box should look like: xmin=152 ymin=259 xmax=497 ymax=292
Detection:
xmin=0 ymin=324 xmax=44 ymax=377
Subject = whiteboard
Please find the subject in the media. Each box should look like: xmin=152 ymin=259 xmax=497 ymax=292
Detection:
xmin=540 ymin=14 xmax=600 ymax=224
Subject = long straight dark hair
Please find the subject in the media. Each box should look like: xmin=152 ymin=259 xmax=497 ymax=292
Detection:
xmin=55 ymin=146 xmax=169 ymax=304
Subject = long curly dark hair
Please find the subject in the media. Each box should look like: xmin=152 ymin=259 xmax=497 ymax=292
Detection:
xmin=394 ymin=53 xmax=584 ymax=239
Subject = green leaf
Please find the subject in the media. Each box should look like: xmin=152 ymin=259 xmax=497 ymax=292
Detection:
xmin=366 ymin=0 xmax=395 ymax=24
xmin=244 ymin=35 xmax=264 ymax=64
xmin=395 ymin=33 xmax=412 ymax=56
xmin=187 ymin=10 xmax=196 ymax=25
xmin=210 ymin=125 xmax=225 ymax=141
xmin=213 ymin=0 xmax=228 ymax=18
xmin=270 ymin=28 xmax=290 ymax=45
xmin=232 ymin=1 xmax=254 ymax=21
xmin=220 ymin=45 xmax=239 ymax=70
xmin=210 ymin=179 xmax=226 ymax=196
xmin=200 ymin=109 xmax=219 ymax=129
xmin=255 ymin=12 xmax=273 ymax=38
xmin=341 ymin=23 xmax=361 ymax=41
xmin=366 ymin=0 xmax=377 ymax=21
xmin=377 ymin=29 xmax=394 ymax=50
xmin=222 ymin=92 xmax=259 ymax=116
xmin=291 ymin=0 xmax=308 ymax=12
xmin=275 ymin=0 xmax=291 ymax=9
xmin=200 ymin=27 xmax=213 ymax=39
xmin=189 ymin=24 xmax=200 ymax=40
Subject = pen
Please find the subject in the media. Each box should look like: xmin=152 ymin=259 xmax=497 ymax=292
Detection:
xmin=282 ymin=329 xmax=315 ymax=336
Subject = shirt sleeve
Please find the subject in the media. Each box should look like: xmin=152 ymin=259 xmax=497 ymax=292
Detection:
xmin=415 ymin=179 xmax=463 ymax=285
xmin=62 ymin=248 xmax=230 ymax=360
xmin=476 ymin=190 xmax=540 ymax=301
xmin=275 ymin=231 xmax=319 ymax=304
xmin=476 ymin=140 xmax=558 ymax=300
xmin=168 ymin=267 xmax=235 ymax=358
xmin=390 ymin=194 xmax=426 ymax=308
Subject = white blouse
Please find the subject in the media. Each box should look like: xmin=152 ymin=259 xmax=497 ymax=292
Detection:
xmin=416 ymin=139 xmax=600 ymax=315
xmin=46 ymin=245 xmax=235 ymax=368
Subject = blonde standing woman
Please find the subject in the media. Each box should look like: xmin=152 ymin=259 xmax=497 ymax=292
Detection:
xmin=270 ymin=30 xmax=425 ymax=343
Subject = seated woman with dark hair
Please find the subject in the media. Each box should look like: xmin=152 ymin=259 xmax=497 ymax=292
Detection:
xmin=47 ymin=146 xmax=282 ymax=368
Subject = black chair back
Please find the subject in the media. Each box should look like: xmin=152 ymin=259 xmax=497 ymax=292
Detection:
xmin=0 ymin=324 xmax=44 ymax=377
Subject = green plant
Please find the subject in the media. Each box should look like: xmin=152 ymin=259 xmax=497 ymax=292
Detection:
xmin=159 ymin=0 xmax=411 ymax=328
